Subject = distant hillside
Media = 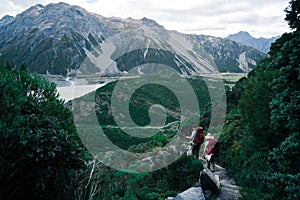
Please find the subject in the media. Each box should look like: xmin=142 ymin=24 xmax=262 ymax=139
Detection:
xmin=0 ymin=3 xmax=266 ymax=76
xmin=226 ymin=31 xmax=280 ymax=53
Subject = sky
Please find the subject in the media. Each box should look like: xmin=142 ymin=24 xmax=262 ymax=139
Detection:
xmin=0 ymin=0 xmax=291 ymax=38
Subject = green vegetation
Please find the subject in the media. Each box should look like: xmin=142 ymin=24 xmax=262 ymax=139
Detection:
xmin=0 ymin=63 xmax=88 ymax=199
xmin=0 ymin=62 xmax=208 ymax=199
xmin=68 ymin=72 xmax=213 ymax=199
xmin=0 ymin=1 xmax=298 ymax=199
xmin=219 ymin=1 xmax=300 ymax=199
xmin=92 ymin=75 xmax=215 ymax=152
xmin=95 ymin=76 xmax=210 ymax=126
xmin=91 ymin=155 xmax=202 ymax=200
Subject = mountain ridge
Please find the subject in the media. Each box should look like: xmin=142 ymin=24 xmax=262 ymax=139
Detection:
xmin=226 ymin=31 xmax=280 ymax=53
xmin=0 ymin=3 xmax=266 ymax=76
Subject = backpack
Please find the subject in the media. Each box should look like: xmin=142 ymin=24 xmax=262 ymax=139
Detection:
xmin=193 ymin=127 xmax=205 ymax=144
xmin=206 ymin=138 xmax=220 ymax=156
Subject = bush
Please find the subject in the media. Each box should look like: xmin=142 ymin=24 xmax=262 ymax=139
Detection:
xmin=0 ymin=63 xmax=87 ymax=200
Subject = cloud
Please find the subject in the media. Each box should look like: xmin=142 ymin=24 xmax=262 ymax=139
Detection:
xmin=0 ymin=1 xmax=23 ymax=17
xmin=86 ymin=0 xmax=97 ymax=3
xmin=5 ymin=0 xmax=56 ymax=8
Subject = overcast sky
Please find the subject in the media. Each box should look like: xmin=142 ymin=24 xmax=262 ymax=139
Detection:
xmin=0 ymin=0 xmax=291 ymax=38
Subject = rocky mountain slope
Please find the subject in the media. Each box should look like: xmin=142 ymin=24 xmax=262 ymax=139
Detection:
xmin=226 ymin=31 xmax=279 ymax=53
xmin=0 ymin=3 xmax=266 ymax=76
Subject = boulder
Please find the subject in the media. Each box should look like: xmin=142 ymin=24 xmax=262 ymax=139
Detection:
xmin=167 ymin=164 xmax=241 ymax=200
xmin=200 ymin=168 xmax=220 ymax=195
xmin=219 ymin=180 xmax=241 ymax=200
xmin=173 ymin=187 xmax=205 ymax=200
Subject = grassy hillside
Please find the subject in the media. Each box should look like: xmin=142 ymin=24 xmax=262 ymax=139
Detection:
xmin=92 ymin=76 xmax=211 ymax=150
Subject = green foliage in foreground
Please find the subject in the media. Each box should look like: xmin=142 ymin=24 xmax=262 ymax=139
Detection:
xmin=91 ymin=155 xmax=203 ymax=200
xmin=0 ymin=63 xmax=208 ymax=200
xmin=0 ymin=63 xmax=88 ymax=200
xmin=219 ymin=4 xmax=300 ymax=199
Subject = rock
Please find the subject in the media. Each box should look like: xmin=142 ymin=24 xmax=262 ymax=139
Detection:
xmin=200 ymin=167 xmax=221 ymax=195
xmin=215 ymin=164 xmax=226 ymax=171
xmin=219 ymin=186 xmax=240 ymax=200
xmin=173 ymin=187 xmax=205 ymax=200
xmin=212 ymin=170 xmax=226 ymax=179
xmin=220 ymin=180 xmax=238 ymax=188
xmin=168 ymin=164 xmax=241 ymax=200
xmin=165 ymin=197 xmax=175 ymax=200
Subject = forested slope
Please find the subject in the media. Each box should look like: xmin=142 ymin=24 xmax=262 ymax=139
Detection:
xmin=219 ymin=1 xmax=300 ymax=199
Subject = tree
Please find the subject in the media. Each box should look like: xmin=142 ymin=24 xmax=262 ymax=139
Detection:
xmin=221 ymin=2 xmax=300 ymax=199
xmin=285 ymin=0 xmax=300 ymax=30
xmin=239 ymin=63 xmax=278 ymax=150
xmin=268 ymin=30 xmax=300 ymax=136
xmin=0 ymin=63 xmax=87 ymax=200
xmin=263 ymin=25 xmax=300 ymax=200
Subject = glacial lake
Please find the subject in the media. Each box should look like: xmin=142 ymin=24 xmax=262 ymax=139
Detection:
xmin=57 ymin=83 xmax=106 ymax=102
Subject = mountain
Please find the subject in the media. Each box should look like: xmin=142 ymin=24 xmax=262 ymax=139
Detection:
xmin=0 ymin=3 xmax=266 ymax=76
xmin=226 ymin=31 xmax=280 ymax=53
xmin=0 ymin=15 xmax=14 ymax=26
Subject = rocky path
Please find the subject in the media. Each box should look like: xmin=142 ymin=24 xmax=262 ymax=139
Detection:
xmin=206 ymin=164 xmax=240 ymax=200
xmin=167 ymin=162 xmax=240 ymax=200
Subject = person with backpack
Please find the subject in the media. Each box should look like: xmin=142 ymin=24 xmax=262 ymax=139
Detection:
xmin=186 ymin=126 xmax=205 ymax=159
xmin=202 ymin=133 xmax=220 ymax=171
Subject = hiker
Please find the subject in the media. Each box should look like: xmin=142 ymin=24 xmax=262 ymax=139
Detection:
xmin=186 ymin=126 xmax=205 ymax=159
xmin=202 ymin=133 xmax=220 ymax=171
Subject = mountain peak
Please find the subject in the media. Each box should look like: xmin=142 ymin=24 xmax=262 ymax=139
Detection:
xmin=0 ymin=15 xmax=14 ymax=22
xmin=45 ymin=2 xmax=71 ymax=8
xmin=0 ymin=15 xmax=14 ymax=26
xmin=227 ymin=31 xmax=252 ymax=39
xmin=27 ymin=4 xmax=45 ymax=12
xmin=226 ymin=31 xmax=279 ymax=53
xmin=45 ymin=2 xmax=86 ymax=12
xmin=141 ymin=17 xmax=164 ymax=28
xmin=236 ymin=31 xmax=251 ymax=36
xmin=52 ymin=2 xmax=69 ymax=6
